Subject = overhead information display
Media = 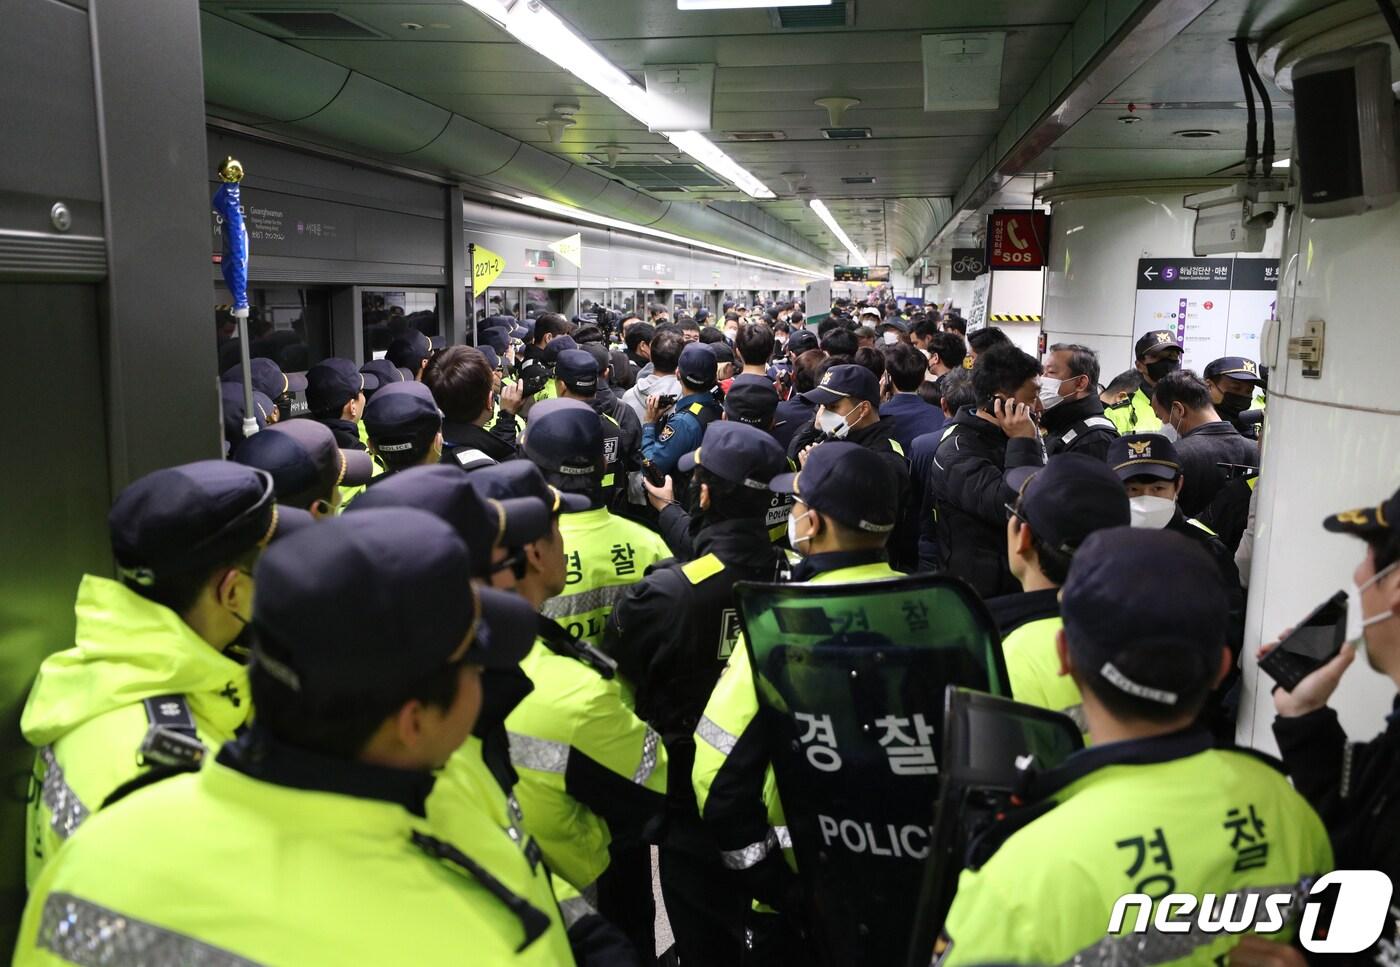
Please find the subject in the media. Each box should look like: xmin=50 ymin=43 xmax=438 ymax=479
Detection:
xmin=834 ymin=265 xmax=891 ymax=282
xmin=1132 ymin=257 xmax=1279 ymax=371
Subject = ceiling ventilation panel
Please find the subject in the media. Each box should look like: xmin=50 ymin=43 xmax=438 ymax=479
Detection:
xmin=842 ymin=176 xmax=876 ymax=184
xmin=590 ymin=162 xmax=730 ymax=190
xmin=773 ymin=2 xmax=852 ymax=29
xmin=921 ymin=33 xmax=1006 ymax=111
xmin=725 ymin=130 xmax=787 ymax=141
xmin=233 ymin=9 xmax=385 ymax=39
xmin=821 ymin=127 xmax=872 ymax=140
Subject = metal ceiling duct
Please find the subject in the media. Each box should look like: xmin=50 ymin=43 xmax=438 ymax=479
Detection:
xmin=199 ymin=12 xmax=826 ymax=272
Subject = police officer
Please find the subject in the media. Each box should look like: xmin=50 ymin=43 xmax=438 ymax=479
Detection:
xmin=1039 ymin=343 xmax=1119 ymax=461
xmin=522 ymin=399 xmax=668 ymax=648
xmin=232 ymin=418 xmax=374 ymax=515
xmin=465 ymin=460 xmax=668 ymax=960
xmin=22 ymin=462 xmax=309 ymax=885
xmin=306 ymin=357 xmax=378 ymax=450
xmin=219 ymin=383 xmax=275 ymax=454
xmin=554 ymin=349 xmax=631 ymax=506
xmin=642 ymin=342 xmax=723 ymax=477
xmin=937 ymin=528 xmax=1332 ymax=966
xmin=220 ymin=356 xmax=306 ymax=423
xmin=607 ymin=421 xmax=790 ymax=965
xmin=387 ymin=327 xmax=434 ymax=379
xmin=990 ymin=454 xmax=1131 ymax=733
xmin=363 ymin=381 xmax=446 ymax=477
xmin=580 ymin=342 xmax=644 ymax=501
xmin=1107 ymin=329 xmax=1180 ymax=434
xmin=17 ymin=509 xmax=574 ymax=966
xmin=692 ymin=442 xmax=902 ymax=958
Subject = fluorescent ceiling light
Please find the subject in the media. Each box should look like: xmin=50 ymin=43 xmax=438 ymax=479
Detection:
xmin=664 ymin=131 xmax=775 ymax=199
xmin=513 ymin=193 xmax=825 ymax=278
xmin=809 ymin=198 xmax=866 ymax=265
xmin=462 ymin=0 xmax=774 ymax=199
xmin=678 ymin=0 xmax=831 ymax=8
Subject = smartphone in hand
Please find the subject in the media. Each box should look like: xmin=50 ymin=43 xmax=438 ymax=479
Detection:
xmin=1259 ymin=591 xmax=1349 ymax=691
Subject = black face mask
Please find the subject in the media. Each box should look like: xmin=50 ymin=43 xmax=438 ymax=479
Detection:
xmin=1217 ymin=391 xmax=1253 ymax=416
xmin=1145 ymin=357 xmax=1180 ymax=383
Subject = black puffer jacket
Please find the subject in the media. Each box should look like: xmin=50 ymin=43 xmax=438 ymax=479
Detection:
xmin=927 ymin=406 xmax=1045 ymax=598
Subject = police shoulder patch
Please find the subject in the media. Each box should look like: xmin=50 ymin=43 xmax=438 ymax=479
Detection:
xmin=659 ymin=423 xmax=675 ymax=442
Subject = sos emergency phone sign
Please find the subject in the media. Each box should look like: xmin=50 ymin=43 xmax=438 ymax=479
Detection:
xmin=985 ymin=210 xmax=1050 ymax=270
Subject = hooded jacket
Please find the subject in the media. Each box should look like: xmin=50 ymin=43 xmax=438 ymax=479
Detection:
xmin=622 ymin=371 xmax=682 ymax=423
xmin=22 ymin=575 xmax=251 ymax=885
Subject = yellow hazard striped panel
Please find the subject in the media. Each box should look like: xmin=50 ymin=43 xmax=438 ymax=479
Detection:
xmin=988 ymin=314 xmax=1043 ymax=322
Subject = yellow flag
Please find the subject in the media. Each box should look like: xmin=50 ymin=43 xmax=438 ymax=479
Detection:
xmin=471 ymin=245 xmax=505 ymax=291
xmin=549 ymin=233 xmax=582 ymax=269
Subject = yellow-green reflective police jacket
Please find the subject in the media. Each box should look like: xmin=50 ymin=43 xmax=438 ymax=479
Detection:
xmin=1105 ymin=386 xmax=1162 ymax=435
xmin=939 ymin=733 xmax=1332 ymax=967
xmin=21 ymin=576 xmax=252 ymax=887
xmin=1003 ymin=615 xmax=1088 ymax=737
xmin=692 ymin=559 xmax=900 ymax=873
xmin=15 ymin=750 xmax=574 ymax=967
xmin=543 ymin=508 xmax=669 ymax=648
xmin=504 ymin=637 xmax=667 ymax=891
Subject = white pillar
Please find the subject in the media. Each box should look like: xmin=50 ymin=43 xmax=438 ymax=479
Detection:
xmin=1238 ymin=201 xmax=1400 ymax=752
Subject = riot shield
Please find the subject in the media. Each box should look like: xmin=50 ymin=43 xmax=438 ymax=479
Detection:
xmin=735 ymin=575 xmax=1008 ymax=967
xmin=905 ymin=688 xmax=1084 ymax=966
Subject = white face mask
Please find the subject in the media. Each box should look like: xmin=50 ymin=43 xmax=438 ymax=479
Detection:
xmin=1038 ymin=376 xmax=1067 ymax=411
xmin=882 ymin=331 xmax=899 ymax=345
xmin=1352 ymin=560 xmax=1400 ymax=652
xmin=787 ymin=508 xmax=814 ymax=551
xmin=816 ymin=406 xmax=852 ymax=440
xmin=1129 ymin=494 xmax=1177 ymax=529
xmin=1157 ymin=421 xmax=1180 ymax=443
xmin=725 ymin=328 xmax=738 ymax=341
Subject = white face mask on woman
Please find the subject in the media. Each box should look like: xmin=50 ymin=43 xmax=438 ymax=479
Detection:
xmin=1129 ymin=495 xmax=1176 ymax=529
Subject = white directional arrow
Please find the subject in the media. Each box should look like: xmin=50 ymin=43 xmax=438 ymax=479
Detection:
xmin=1143 ymin=266 xmax=1159 ymax=281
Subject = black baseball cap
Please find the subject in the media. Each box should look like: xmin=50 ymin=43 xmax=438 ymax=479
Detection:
xmin=360 ymin=358 xmax=411 ymax=397
xmin=708 ymin=343 xmax=735 ymax=366
xmin=220 ymin=383 xmax=275 ymax=444
xmin=556 ymin=349 xmax=599 ymax=394
xmin=801 ymin=363 xmax=880 ymax=408
xmin=465 ymin=458 xmax=591 ymax=515
xmin=387 ymin=330 xmax=434 ymax=372
xmin=678 ymin=421 xmax=788 ymax=489
xmin=581 ymin=342 xmax=612 ymax=376
xmin=723 ymin=374 xmax=779 ymax=427
xmin=480 ymin=328 xmax=511 ymax=356
xmin=696 ymin=307 xmax=711 ymax=323
xmin=1061 ymin=527 xmax=1227 ymax=707
xmin=307 ymin=357 xmax=377 ymax=414
xmin=787 ymin=329 xmax=819 ymax=355
xmin=1108 ymin=433 xmax=1181 ymax=482
xmin=364 ymin=382 xmax=443 ymax=460
xmin=542 ymin=335 xmax=579 ymax=368
xmin=221 ymin=357 xmax=307 ymax=400
xmin=109 ymin=460 xmax=308 ymax=585
xmin=878 ymin=318 xmax=910 ymax=333
xmin=521 ymin=398 xmax=603 ymax=478
xmin=770 ymin=441 xmax=896 ymax=533
xmin=233 ymin=419 xmax=374 ymax=507
xmin=1134 ymin=329 xmax=1182 ymax=360
xmin=345 ymin=464 xmax=549 ymax=575
xmin=1006 ymin=453 xmax=1131 ymax=554
xmin=1324 ymin=485 xmax=1400 ymax=538
xmin=1203 ymin=356 xmax=1263 ymax=383
xmin=251 ymin=509 xmax=537 ymax=705
xmin=679 ymin=343 xmax=718 ymax=390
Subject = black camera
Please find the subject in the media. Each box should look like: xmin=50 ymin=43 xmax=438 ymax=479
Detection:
xmin=514 ymin=358 xmax=549 ymax=398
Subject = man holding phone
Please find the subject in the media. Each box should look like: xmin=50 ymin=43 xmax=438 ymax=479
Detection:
xmin=1253 ymin=485 xmax=1400 ymax=965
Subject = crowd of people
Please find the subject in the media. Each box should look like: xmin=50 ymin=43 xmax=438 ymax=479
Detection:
xmin=14 ymin=296 xmax=1399 ymax=966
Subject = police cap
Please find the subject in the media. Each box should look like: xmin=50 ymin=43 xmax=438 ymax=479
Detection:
xmin=220 ymin=383 xmax=275 ymax=445
xmin=1107 ymin=433 xmax=1181 ymax=482
xmin=1324 ymin=484 xmax=1400 ymax=538
xmin=1202 ymin=356 xmax=1262 ymax=383
xmin=1061 ymin=527 xmax=1227 ymax=708
xmin=251 ymin=509 xmax=536 ymax=705
xmin=221 ymin=357 xmax=307 ymax=400
xmin=480 ymin=328 xmax=511 ymax=357
xmin=484 ymin=315 xmax=528 ymax=340
xmin=465 ymin=459 xmax=591 ymax=515
xmin=723 ymin=374 xmax=779 ymax=427
xmin=307 ymin=357 xmax=376 ymax=414
xmin=541 ymin=335 xmax=579 ymax=368
xmin=1006 ymin=453 xmax=1131 ymax=555
xmin=387 ymin=330 xmax=434 ymax=372
xmin=233 ymin=419 xmax=374 ymax=507
xmin=787 ymin=329 xmax=820 ymax=355
xmin=770 ymin=441 xmax=896 ymax=533
xmin=109 ymin=461 xmax=309 ymax=586
xmin=679 ymin=343 xmax=718 ymax=390
xmin=678 ymin=421 xmax=788 ymax=489
xmin=521 ymin=398 xmax=603 ymax=477
xmin=345 ymin=464 xmax=549 ymax=575
xmin=478 ymin=345 xmax=502 ymax=371
xmin=363 ymin=382 xmax=443 ymax=460
xmin=1134 ymin=329 xmax=1182 ymax=360
xmin=555 ymin=349 xmax=599 ymax=394
xmin=360 ymin=358 xmax=412 ymax=397
xmin=801 ymin=363 xmax=880 ymax=409
xmin=707 ymin=342 xmax=735 ymax=365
